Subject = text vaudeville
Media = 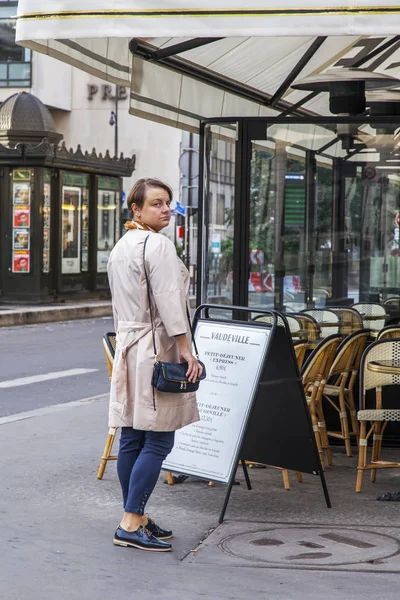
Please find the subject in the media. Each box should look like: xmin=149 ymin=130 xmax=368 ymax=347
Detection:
xmin=211 ymin=332 xmax=250 ymax=344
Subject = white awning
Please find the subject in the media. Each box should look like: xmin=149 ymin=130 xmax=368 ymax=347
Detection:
xmin=16 ymin=2 xmax=400 ymax=132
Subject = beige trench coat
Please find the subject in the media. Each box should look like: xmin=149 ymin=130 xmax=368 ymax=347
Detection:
xmin=107 ymin=228 xmax=200 ymax=431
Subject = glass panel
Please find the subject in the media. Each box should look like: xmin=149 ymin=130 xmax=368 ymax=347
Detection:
xmin=249 ymin=125 xmax=335 ymax=311
xmin=61 ymin=172 xmax=90 ymax=274
xmin=248 ymin=142 xmax=277 ymax=310
xmin=97 ymin=178 xmax=117 ymax=272
xmin=11 ymin=169 xmax=32 ymax=274
xmin=204 ymin=123 xmax=236 ymax=305
xmin=42 ymin=171 xmax=51 ymax=273
xmin=8 ymin=62 xmax=30 ymax=79
xmin=0 ymin=20 xmax=23 ymax=62
xmin=314 ymin=160 xmax=333 ymax=305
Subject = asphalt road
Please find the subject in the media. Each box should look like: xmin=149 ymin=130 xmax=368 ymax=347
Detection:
xmin=0 ymin=318 xmax=112 ymax=417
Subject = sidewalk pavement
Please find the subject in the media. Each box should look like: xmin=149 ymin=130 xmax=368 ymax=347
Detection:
xmin=2 ymin=395 xmax=400 ymax=599
xmin=0 ymin=300 xmax=113 ymax=327
xmin=0 ymin=296 xmax=202 ymax=327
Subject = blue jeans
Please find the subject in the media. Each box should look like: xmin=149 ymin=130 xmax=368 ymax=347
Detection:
xmin=117 ymin=427 xmax=175 ymax=515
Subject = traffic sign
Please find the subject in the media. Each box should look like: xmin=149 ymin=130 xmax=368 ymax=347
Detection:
xmin=175 ymin=201 xmax=186 ymax=217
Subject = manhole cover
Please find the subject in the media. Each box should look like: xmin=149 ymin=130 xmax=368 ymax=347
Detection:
xmin=220 ymin=527 xmax=400 ymax=567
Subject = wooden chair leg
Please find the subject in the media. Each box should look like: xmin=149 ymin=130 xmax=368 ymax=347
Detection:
xmin=356 ymin=421 xmax=367 ymax=493
xmin=165 ymin=471 xmax=174 ymax=485
xmin=296 ymin=472 xmax=303 ymax=483
xmin=308 ymin=387 xmax=325 ymax=470
xmin=370 ymin=422 xmax=382 ymax=483
xmin=347 ymin=386 xmax=359 ymax=437
xmin=339 ymin=389 xmax=352 ymax=457
xmin=97 ymin=427 xmax=118 ymax=479
xmin=316 ymin=396 xmax=332 ymax=466
xmin=282 ymin=469 xmax=290 ymax=490
xmin=371 ymin=388 xmax=383 ymax=483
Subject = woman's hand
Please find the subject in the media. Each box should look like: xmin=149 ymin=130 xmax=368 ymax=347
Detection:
xmin=175 ymin=334 xmax=203 ymax=383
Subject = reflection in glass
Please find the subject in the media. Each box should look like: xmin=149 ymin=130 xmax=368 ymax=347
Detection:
xmin=97 ymin=189 xmax=116 ymax=272
xmin=204 ymin=124 xmax=236 ymax=304
xmin=61 ymin=187 xmax=81 ymax=274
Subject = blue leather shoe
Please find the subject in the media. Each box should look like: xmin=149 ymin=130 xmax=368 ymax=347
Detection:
xmin=145 ymin=517 xmax=173 ymax=540
xmin=113 ymin=525 xmax=172 ymax=552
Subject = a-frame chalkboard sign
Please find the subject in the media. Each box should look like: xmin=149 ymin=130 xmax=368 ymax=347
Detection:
xmin=162 ymin=304 xmax=330 ymax=523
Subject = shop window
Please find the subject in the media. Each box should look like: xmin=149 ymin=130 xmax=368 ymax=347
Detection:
xmin=42 ymin=171 xmax=51 ymax=273
xmin=61 ymin=172 xmax=90 ymax=274
xmin=11 ymin=168 xmax=32 ymax=273
xmin=0 ymin=5 xmax=31 ymax=87
xmin=97 ymin=176 xmax=120 ymax=272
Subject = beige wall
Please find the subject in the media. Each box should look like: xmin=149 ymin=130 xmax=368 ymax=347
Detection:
xmin=50 ymin=68 xmax=181 ymax=201
xmin=0 ymin=53 xmax=182 ymax=229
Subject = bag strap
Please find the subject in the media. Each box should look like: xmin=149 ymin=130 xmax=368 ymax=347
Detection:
xmin=143 ymin=235 xmax=158 ymax=359
xmin=143 ymin=234 xmax=200 ymax=359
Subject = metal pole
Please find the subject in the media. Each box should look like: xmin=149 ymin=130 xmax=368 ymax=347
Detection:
xmin=115 ymin=85 xmax=119 ymax=157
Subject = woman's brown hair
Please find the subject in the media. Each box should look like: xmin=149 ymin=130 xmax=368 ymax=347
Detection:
xmin=127 ymin=178 xmax=173 ymax=217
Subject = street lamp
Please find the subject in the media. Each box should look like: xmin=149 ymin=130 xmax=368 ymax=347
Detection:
xmin=109 ymin=85 xmax=119 ymax=157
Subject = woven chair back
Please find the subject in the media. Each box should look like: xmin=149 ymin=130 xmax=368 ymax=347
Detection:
xmin=292 ymin=313 xmax=320 ymax=341
xmin=302 ymin=309 xmax=341 ymax=338
xmin=103 ymin=332 xmax=116 ymax=379
xmin=252 ymin=314 xmax=287 ymax=328
xmin=328 ymin=330 xmax=369 ymax=378
xmin=378 ymin=326 xmax=400 ymax=340
xmin=293 ymin=341 xmax=308 ymax=370
xmin=329 ymin=307 xmax=363 ymax=335
xmin=383 ymin=297 xmax=400 ymax=307
xmin=301 ymin=334 xmax=342 ymax=385
xmin=361 ymin=339 xmax=400 ymax=396
xmin=352 ymin=302 xmax=387 ymax=331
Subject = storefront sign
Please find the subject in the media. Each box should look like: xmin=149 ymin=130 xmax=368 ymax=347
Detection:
xmin=87 ymin=84 xmax=128 ymax=102
xmin=163 ymin=321 xmax=271 ymax=483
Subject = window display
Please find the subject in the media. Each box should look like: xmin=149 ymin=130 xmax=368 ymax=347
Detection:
xmin=61 ymin=186 xmax=81 ymax=274
xmin=11 ymin=169 xmax=31 ymax=274
xmin=81 ymin=188 xmax=89 ymax=272
xmin=42 ymin=171 xmax=51 ymax=273
xmin=97 ymin=177 xmax=119 ymax=272
xmin=61 ymin=172 xmax=89 ymax=274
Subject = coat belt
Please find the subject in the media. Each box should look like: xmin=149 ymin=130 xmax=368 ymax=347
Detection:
xmin=113 ymin=320 xmax=158 ymax=406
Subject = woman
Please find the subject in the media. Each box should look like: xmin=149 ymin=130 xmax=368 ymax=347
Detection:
xmin=107 ymin=178 xmax=202 ymax=552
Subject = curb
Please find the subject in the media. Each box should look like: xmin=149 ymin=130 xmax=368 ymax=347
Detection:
xmin=0 ymin=303 xmax=112 ymax=327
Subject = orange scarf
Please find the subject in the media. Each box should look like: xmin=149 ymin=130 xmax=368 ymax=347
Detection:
xmin=124 ymin=220 xmax=156 ymax=233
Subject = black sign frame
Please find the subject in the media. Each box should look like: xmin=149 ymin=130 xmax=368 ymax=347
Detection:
xmin=191 ymin=304 xmax=331 ymax=523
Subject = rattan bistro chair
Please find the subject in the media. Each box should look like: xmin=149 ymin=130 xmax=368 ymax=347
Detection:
xmin=293 ymin=340 xmax=308 ymax=371
xmin=292 ymin=313 xmax=321 ymax=341
xmin=301 ymin=334 xmax=343 ymax=468
xmin=97 ymin=333 xmax=118 ymax=480
xmin=356 ymin=339 xmax=400 ymax=492
xmin=322 ymin=330 xmax=369 ymax=456
xmin=329 ymin=307 xmax=363 ymax=336
xmin=352 ymin=302 xmax=387 ymax=332
xmin=302 ymin=309 xmax=341 ymax=338
xmin=377 ymin=326 xmax=400 ymax=340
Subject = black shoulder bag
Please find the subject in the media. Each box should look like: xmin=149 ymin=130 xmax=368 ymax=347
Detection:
xmin=143 ymin=235 xmax=206 ymax=394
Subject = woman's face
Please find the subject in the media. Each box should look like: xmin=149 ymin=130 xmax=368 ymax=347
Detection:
xmin=133 ymin=186 xmax=171 ymax=232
